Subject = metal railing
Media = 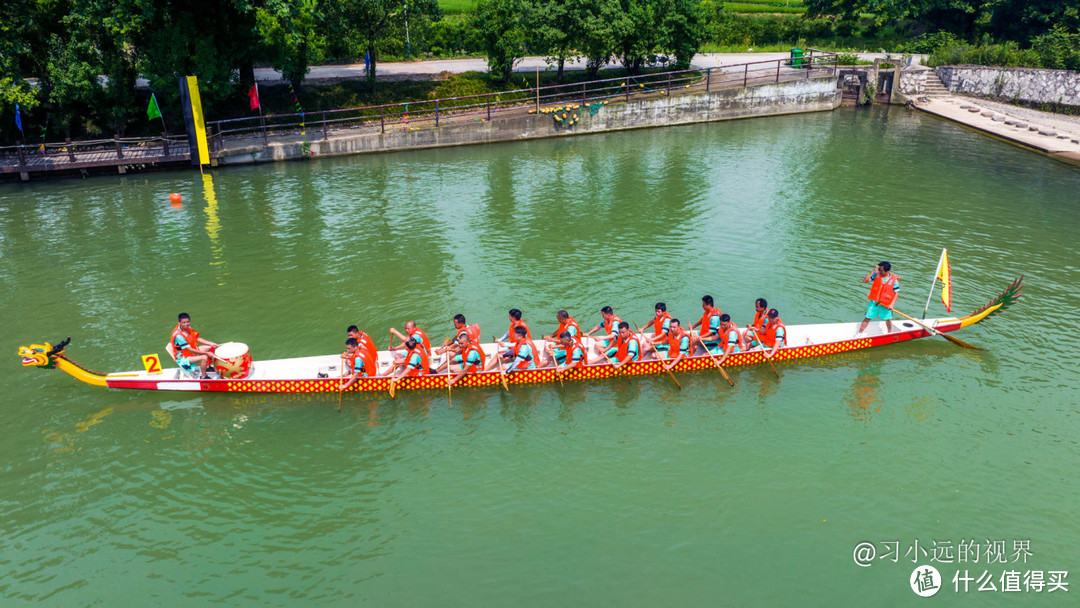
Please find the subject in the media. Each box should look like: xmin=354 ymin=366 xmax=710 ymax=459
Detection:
xmin=0 ymin=133 xmax=190 ymax=173
xmin=1 ymin=50 xmax=838 ymax=168
xmin=206 ymin=51 xmax=838 ymax=150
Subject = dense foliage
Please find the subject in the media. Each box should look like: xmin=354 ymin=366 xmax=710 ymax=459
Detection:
xmin=2 ymin=0 xmax=1078 ymax=143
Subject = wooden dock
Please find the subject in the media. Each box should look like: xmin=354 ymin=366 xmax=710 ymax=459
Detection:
xmin=1 ymin=136 xmax=191 ymax=180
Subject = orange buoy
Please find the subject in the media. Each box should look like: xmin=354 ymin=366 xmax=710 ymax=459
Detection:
xmin=169 ymin=192 xmax=182 ymax=204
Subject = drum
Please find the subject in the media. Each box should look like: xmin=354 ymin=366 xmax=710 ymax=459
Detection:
xmin=215 ymin=342 xmax=253 ymax=379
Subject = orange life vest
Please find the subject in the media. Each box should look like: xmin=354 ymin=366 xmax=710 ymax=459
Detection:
xmin=647 ymin=311 xmax=673 ymax=337
xmin=510 ymin=338 xmax=535 ymax=369
xmin=603 ymin=314 xmax=623 ymax=335
xmin=554 ymin=317 xmax=581 ymax=339
xmin=462 ymin=342 xmax=485 ymax=373
xmin=763 ymin=318 xmax=786 ymax=348
xmin=615 ymin=333 xmax=641 ymax=362
xmin=567 ymin=339 xmax=588 ymax=368
xmin=405 ymin=343 xmax=429 ymax=376
xmin=868 ymin=272 xmax=899 ymax=307
xmin=509 ymin=319 xmax=532 ymax=341
xmin=412 ymin=327 xmax=432 ymax=354
xmin=752 ymin=310 xmax=767 ymax=331
xmin=344 ymin=350 xmax=366 ymax=377
xmin=358 ymin=332 xmax=378 ymax=376
xmin=699 ymin=306 xmax=722 ymax=338
xmin=667 ymin=328 xmax=688 ymax=355
xmin=170 ymin=323 xmax=200 ymax=359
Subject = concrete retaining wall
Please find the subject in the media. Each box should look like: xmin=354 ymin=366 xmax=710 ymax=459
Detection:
xmin=218 ymin=76 xmax=840 ymax=165
xmin=936 ymin=66 xmax=1080 ymax=106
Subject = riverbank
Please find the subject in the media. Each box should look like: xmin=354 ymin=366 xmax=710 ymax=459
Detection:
xmin=912 ymin=95 xmax=1080 ymax=167
xmin=215 ymin=74 xmax=840 ymax=166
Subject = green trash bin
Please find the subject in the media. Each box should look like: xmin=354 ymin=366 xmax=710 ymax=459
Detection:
xmin=790 ymin=48 xmax=804 ymax=69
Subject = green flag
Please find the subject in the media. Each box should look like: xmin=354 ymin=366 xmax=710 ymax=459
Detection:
xmin=147 ymin=93 xmax=162 ymax=121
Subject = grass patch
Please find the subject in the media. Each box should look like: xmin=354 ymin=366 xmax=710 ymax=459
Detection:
xmin=723 ymin=2 xmax=806 ymax=14
xmin=438 ymin=0 xmax=477 ymax=15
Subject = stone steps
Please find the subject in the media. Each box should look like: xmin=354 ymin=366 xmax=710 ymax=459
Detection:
xmin=924 ymin=70 xmax=950 ymax=96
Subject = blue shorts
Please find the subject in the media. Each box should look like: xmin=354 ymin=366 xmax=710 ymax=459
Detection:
xmin=865 ymin=301 xmax=893 ymax=321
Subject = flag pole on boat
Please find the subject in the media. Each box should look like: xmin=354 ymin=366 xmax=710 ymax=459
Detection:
xmin=923 ymin=248 xmax=947 ymax=319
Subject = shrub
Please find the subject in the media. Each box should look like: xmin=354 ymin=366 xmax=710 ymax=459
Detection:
xmin=1031 ymin=28 xmax=1080 ymax=71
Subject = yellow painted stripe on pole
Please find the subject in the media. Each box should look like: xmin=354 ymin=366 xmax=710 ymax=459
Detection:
xmin=186 ymin=75 xmax=210 ymax=166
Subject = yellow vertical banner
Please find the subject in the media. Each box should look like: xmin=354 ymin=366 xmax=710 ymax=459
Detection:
xmin=186 ymin=75 xmax=210 ymax=166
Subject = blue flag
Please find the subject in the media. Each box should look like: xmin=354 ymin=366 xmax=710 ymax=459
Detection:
xmin=365 ymin=50 xmax=371 ymax=73
xmin=15 ymin=103 xmax=22 ymax=132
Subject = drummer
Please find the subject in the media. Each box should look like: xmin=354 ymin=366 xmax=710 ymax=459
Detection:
xmin=170 ymin=313 xmax=218 ymax=379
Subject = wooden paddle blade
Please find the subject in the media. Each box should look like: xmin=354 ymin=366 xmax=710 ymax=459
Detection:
xmin=388 ymin=378 xmax=397 ymax=399
xmin=666 ymin=370 xmax=681 ymax=390
xmin=717 ymin=365 xmax=734 ymax=387
xmin=939 ymin=331 xmax=983 ymax=350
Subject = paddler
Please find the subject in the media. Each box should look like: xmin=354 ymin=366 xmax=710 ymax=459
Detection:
xmin=640 ymin=302 xmax=673 ymax=354
xmin=689 ymin=295 xmax=723 ymax=352
xmin=661 ymin=319 xmax=692 ymax=371
xmin=347 ymin=325 xmax=379 ymax=377
xmin=435 ymin=314 xmax=481 ymax=372
xmin=447 ymin=332 xmax=486 ymax=387
xmin=540 ymin=310 xmax=581 ymax=367
xmin=554 ymin=331 xmax=588 ymax=374
xmin=498 ymin=309 xmax=532 ymax=342
xmin=857 ymin=261 xmax=900 ymax=335
xmin=388 ymin=337 xmax=429 ymax=379
xmin=585 ymin=306 xmax=623 ymax=360
xmin=339 ymin=337 xmax=370 ymax=389
xmin=503 ymin=326 xmax=537 ymax=376
xmin=611 ymin=322 xmax=642 ymax=368
xmin=745 ymin=298 xmax=769 ymax=348
xmin=390 ymin=320 xmax=432 ymax=361
xmin=752 ymin=308 xmax=787 ymax=360
xmin=713 ymin=314 xmax=743 ymax=365
xmin=170 ymin=313 xmax=219 ymax=379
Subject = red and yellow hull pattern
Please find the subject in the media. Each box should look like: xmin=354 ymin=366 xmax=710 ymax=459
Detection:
xmin=100 ymin=322 xmax=952 ymax=393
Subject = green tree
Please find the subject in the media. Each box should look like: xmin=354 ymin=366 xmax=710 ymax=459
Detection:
xmin=333 ymin=0 xmax=442 ymax=92
xmin=528 ymin=0 xmax=578 ymax=82
xmin=474 ymin=0 xmax=530 ymax=83
xmin=255 ymin=0 xmax=327 ymax=87
xmin=577 ymin=0 xmax=623 ymax=78
xmin=663 ymin=0 xmax=706 ymax=69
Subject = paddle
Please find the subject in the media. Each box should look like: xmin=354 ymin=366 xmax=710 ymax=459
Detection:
xmin=442 ymin=336 xmax=453 ymax=404
xmin=545 ymin=344 xmax=565 ymax=388
xmin=632 ymin=322 xmax=681 ymax=390
xmin=748 ymin=327 xmax=781 ymax=380
xmin=595 ymin=337 xmax=631 ymax=384
xmin=893 ymin=309 xmax=983 ymax=350
xmin=337 ymin=355 xmax=344 ymax=412
xmin=690 ymin=325 xmax=734 ymax=387
xmin=491 ymin=335 xmax=510 ymax=392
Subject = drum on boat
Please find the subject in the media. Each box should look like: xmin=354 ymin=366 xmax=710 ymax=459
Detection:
xmin=215 ymin=342 xmax=253 ymax=379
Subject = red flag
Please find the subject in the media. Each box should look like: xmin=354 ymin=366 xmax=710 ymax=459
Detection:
xmin=248 ymin=84 xmax=260 ymax=110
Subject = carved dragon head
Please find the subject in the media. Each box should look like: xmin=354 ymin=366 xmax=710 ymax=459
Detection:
xmin=18 ymin=337 xmax=70 ymax=369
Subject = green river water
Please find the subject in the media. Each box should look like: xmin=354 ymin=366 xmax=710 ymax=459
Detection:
xmin=2 ymin=106 xmax=1078 ymax=606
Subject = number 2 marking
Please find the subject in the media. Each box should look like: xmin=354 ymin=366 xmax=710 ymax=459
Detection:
xmin=142 ymin=354 xmax=162 ymax=374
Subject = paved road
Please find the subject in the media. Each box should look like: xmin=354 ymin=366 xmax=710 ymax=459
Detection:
xmin=251 ymin=52 xmax=897 ymax=84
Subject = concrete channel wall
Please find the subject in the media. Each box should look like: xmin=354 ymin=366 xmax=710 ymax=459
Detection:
xmin=937 ymin=66 xmax=1080 ymax=107
xmin=217 ymin=76 xmax=840 ymax=165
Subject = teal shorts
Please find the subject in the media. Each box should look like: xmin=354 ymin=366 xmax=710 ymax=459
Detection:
xmin=553 ymin=348 xmax=567 ymax=363
xmin=865 ymin=301 xmax=893 ymax=321
xmin=176 ymin=355 xmax=198 ymax=373
xmin=653 ymin=343 xmax=669 ymax=351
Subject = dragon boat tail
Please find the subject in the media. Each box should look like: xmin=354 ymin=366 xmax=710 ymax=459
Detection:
xmin=19 ymin=277 xmax=1023 ymax=395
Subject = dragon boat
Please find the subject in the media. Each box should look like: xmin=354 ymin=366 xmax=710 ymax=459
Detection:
xmin=19 ymin=277 xmax=1022 ymax=395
